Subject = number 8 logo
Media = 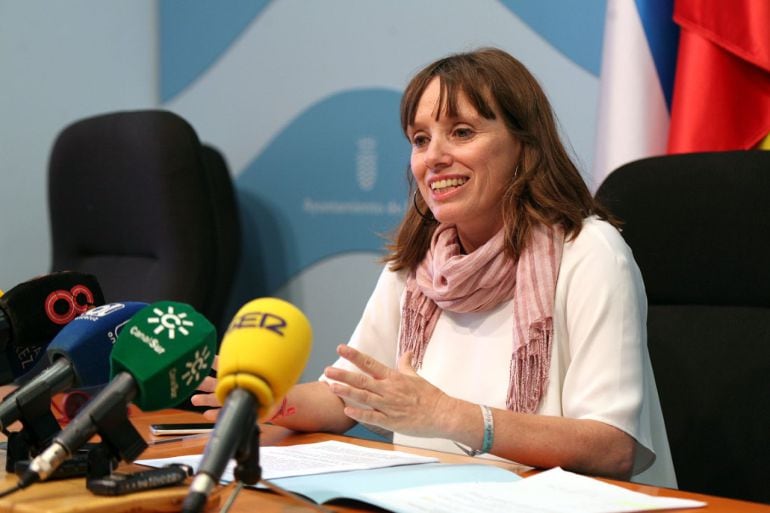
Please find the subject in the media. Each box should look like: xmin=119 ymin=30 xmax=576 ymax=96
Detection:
xmin=45 ymin=285 xmax=95 ymax=324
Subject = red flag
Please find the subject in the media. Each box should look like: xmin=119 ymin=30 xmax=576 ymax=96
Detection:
xmin=667 ymin=0 xmax=770 ymax=153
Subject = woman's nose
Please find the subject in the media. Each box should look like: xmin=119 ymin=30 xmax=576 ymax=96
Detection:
xmin=424 ymin=137 xmax=452 ymax=170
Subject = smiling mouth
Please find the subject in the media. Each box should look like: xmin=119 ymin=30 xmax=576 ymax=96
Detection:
xmin=430 ymin=177 xmax=468 ymax=193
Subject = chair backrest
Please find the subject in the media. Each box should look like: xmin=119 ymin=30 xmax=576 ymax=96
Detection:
xmin=48 ymin=110 xmax=240 ymax=331
xmin=595 ymin=150 xmax=770 ymax=504
xmin=198 ymin=143 xmax=241 ymax=329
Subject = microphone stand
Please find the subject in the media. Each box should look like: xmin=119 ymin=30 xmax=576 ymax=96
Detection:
xmin=19 ymin=373 xmax=147 ymax=487
xmin=232 ymin=423 xmax=260 ymax=485
xmin=3 ymin=378 xmax=147 ymax=498
xmin=4 ymin=380 xmax=61 ymax=472
xmin=225 ymin=423 xmax=332 ymax=513
xmin=214 ymin=424 xmax=261 ymax=513
xmin=4 ymin=389 xmax=143 ymax=481
xmin=77 ymin=375 xmax=147 ymax=479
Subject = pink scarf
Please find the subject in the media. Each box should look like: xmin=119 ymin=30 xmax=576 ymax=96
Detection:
xmin=399 ymin=223 xmax=564 ymax=413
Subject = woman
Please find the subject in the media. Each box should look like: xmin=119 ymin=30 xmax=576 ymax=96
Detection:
xmin=193 ymin=47 xmax=676 ymax=487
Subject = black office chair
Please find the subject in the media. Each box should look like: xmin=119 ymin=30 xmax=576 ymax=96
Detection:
xmin=595 ymin=150 xmax=770 ymax=504
xmin=48 ymin=110 xmax=240 ymax=332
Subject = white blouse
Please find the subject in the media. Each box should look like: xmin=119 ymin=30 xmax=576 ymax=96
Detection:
xmin=326 ymin=217 xmax=677 ymax=488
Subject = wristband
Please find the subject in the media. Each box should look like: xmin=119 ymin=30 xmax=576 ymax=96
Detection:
xmin=454 ymin=404 xmax=495 ymax=457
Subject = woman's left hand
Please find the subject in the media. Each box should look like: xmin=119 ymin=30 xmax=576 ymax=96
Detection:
xmin=323 ymin=344 xmax=455 ymax=437
xmin=189 ymin=355 xmax=221 ymax=420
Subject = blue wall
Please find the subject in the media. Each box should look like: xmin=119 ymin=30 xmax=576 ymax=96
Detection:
xmin=0 ymin=0 xmax=607 ymax=382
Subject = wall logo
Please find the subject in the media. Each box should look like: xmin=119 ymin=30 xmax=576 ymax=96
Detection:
xmin=147 ymin=306 xmax=194 ymax=340
xmin=356 ymin=137 xmax=377 ymax=191
xmin=181 ymin=345 xmax=212 ymax=386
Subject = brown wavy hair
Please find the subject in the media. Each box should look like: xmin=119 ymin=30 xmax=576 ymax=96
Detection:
xmin=385 ymin=47 xmax=618 ymax=271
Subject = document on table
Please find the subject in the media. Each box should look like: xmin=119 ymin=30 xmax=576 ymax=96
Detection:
xmin=136 ymin=439 xmax=439 ymax=481
xmin=267 ymin=462 xmax=520 ymax=507
xmin=139 ymin=443 xmax=707 ymax=512
xmin=361 ymin=467 xmax=707 ymax=513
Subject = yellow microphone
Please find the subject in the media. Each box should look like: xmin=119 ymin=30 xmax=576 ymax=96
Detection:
xmin=182 ymin=297 xmax=312 ymax=513
xmin=216 ymin=297 xmax=312 ymax=419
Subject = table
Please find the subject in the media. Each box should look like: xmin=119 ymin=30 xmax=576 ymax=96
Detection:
xmin=1 ymin=409 xmax=768 ymax=513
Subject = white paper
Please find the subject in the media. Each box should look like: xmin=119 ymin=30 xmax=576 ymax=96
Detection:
xmin=362 ymin=467 xmax=707 ymax=513
xmin=136 ymin=440 xmax=439 ymax=481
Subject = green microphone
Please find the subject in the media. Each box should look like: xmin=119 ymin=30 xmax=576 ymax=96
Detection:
xmin=110 ymin=301 xmax=217 ymax=410
xmin=19 ymin=301 xmax=216 ymax=487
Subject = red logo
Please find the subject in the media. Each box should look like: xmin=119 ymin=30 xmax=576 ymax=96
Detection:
xmin=45 ymin=285 xmax=95 ymax=324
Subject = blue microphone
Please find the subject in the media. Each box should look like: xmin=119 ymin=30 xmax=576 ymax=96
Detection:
xmin=0 ymin=302 xmax=146 ymax=432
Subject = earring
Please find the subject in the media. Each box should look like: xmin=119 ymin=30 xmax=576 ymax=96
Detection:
xmin=413 ymin=191 xmax=435 ymax=222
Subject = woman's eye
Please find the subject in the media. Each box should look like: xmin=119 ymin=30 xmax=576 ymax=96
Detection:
xmin=454 ymin=127 xmax=473 ymax=139
xmin=412 ymin=135 xmax=429 ymax=147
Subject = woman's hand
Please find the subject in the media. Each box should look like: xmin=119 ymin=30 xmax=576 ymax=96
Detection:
xmin=189 ymin=356 xmax=221 ymax=420
xmin=324 ymin=344 xmax=456 ymax=438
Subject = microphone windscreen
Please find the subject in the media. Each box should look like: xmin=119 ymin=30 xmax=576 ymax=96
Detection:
xmin=46 ymin=301 xmax=147 ymax=388
xmin=110 ymin=301 xmax=216 ymax=411
xmin=0 ymin=271 xmax=104 ymax=349
xmin=216 ymin=297 xmax=312 ymax=418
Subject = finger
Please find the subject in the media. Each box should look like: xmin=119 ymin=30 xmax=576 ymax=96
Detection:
xmin=190 ymin=392 xmax=221 ymax=408
xmin=342 ymin=405 xmax=386 ymax=427
xmin=211 ymin=354 xmax=219 ymax=371
xmin=201 ymin=408 xmax=220 ymax=421
xmin=336 ymin=344 xmax=390 ymax=379
xmin=196 ymin=376 xmax=217 ymax=393
xmin=324 ymin=366 xmax=380 ymax=394
xmin=328 ymin=381 xmax=379 ymax=407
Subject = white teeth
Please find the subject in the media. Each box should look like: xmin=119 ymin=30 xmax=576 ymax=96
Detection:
xmin=431 ymin=178 xmax=468 ymax=191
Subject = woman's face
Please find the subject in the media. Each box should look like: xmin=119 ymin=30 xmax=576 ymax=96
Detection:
xmin=407 ymin=78 xmax=520 ymax=253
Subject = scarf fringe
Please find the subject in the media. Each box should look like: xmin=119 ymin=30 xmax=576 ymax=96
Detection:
xmin=400 ymin=288 xmax=436 ymax=369
xmin=508 ymin=317 xmax=553 ymax=413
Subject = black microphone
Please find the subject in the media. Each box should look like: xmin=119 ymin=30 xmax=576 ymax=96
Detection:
xmin=182 ymin=297 xmax=312 ymax=513
xmin=18 ymin=301 xmax=216 ymax=489
xmin=0 ymin=271 xmax=104 ymax=383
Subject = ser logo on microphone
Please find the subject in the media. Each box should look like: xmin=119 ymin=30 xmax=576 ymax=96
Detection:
xmin=228 ymin=312 xmax=287 ymax=336
xmin=45 ymin=285 xmax=97 ymax=325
